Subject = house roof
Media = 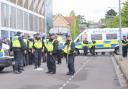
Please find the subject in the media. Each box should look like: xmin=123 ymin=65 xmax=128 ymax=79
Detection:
xmin=53 ymin=14 xmax=69 ymax=27
xmin=64 ymin=16 xmax=76 ymax=25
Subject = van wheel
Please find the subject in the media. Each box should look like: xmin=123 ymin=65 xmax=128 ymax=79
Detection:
xmin=0 ymin=67 xmax=4 ymax=72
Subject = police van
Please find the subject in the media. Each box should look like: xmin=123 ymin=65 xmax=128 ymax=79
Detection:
xmin=0 ymin=43 xmax=13 ymax=72
xmin=74 ymin=28 xmax=128 ymax=55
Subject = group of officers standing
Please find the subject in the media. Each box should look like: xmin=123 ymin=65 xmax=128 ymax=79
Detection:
xmin=79 ymin=38 xmax=96 ymax=56
xmin=8 ymin=31 xmax=128 ymax=75
xmin=79 ymin=36 xmax=128 ymax=57
xmin=10 ymin=32 xmax=75 ymax=75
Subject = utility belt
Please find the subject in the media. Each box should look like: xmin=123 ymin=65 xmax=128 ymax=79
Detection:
xmin=65 ymin=51 xmax=75 ymax=55
xmin=34 ymin=48 xmax=42 ymax=50
xmin=12 ymin=47 xmax=22 ymax=51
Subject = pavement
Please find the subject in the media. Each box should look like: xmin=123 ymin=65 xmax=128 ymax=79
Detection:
xmin=0 ymin=55 xmax=123 ymax=89
xmin=114 ymin=55 xmax=128 ymax=86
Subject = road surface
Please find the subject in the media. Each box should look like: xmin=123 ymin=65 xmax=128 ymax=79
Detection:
xmin=0 ymin=55 xmax=122 ymax=89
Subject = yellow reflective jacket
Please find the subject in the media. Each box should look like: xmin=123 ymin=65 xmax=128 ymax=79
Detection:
xmin=34 ymin=40 xmax=42 ymax=49
xmin=63 ymin=42 xmax=72 ymax=54
xmin=12 ymin=36 xmax=21 ymax=48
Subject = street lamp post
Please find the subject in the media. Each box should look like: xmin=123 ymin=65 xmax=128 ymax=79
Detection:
xmin=119 ymin=0 xmax=122 ymax=60
xmin=44 ymin=0 xmax=48 ymax=38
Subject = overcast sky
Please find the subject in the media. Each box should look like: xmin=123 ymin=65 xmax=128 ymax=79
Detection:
xmin=53 ymin=0 xmax=126 ymax=22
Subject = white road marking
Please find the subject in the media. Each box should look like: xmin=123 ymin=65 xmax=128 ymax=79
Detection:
xmin=59 ymin=60 xmax=90 ymax=89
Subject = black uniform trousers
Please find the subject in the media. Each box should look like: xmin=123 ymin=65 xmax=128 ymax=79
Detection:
xmin=28 ymin=49 xmax=34 ymax=65
xmin=66 ymin=54 xmax=75 ymax=74
xmin=23 ymin=52 xmax=29 ymax=66
xmin=122 ymin=46 xmax=127 ymax=57
xmin=90 ymin=46 xmax=95 ymax=55
xmin=57 ymin=50 xmax=63 ymax=64
xmin=47 ymin=54 xmax=56 ymax=73
xmin=83 ymin=46 xmax=88 ymax=55
xmin=14 ymin=51 xmax=24 ymax=72
xmin=34 ymin=49 xmax=42 ymax=68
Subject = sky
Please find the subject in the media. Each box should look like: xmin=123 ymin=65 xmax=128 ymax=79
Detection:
xmin=53 ymin=0 xmax=126 ymax=22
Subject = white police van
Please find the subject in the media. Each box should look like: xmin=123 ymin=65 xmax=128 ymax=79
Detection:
xmin=75 ymin=28 xmax=128 ymax=55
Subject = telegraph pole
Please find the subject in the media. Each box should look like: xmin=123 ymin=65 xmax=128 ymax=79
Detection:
xmin=119 ymin=0 xmax=122 ymax=60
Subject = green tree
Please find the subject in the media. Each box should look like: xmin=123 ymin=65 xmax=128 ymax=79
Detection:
xmin=122 ymin=0 xmax=128 ymax=27
xmin=105 ymin=9 xmax=117 ymax=18
xmin=100 ymin=9 xmax=118 ymax=28
xmin=77 ymin=15 xmax=87 ymax=24
xmin=105 ymin=16 xmax=118 ymax=28
xmin=69 ymin=11 xmax=80 ymax=39
xmin=70 ymin=17 xmax=80 ymax=39
xmin=70 ymin=10 xmax=75 ymax=16
xmin=100 ymin=16 xmax=118 ymax=28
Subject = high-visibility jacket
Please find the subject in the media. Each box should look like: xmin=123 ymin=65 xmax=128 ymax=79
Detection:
xmin=34 ymin=40 xmax=42 ymax=49
xmin=12 ymin=36 xmax=21 ymax=48
xmin=28 ymin=41 xmax=33 ymax=49
xmin=63 ymin=42 xmax=72 ymax=54
xmin=122 ymin=40 xmax=128 ymax=46
xmin=82 ymin=41 xmax=88 ymax=46
xmin=89 ymin=42 xmax=96 ymax=48
xmin=45 ymin=40 xmax=55 ymax=52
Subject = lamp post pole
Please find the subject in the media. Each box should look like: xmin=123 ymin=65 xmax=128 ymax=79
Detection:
xmin=44 ymin=0 xmax=48 ymax=38
xmin=119 ymin=0 xmax=122 ymax=60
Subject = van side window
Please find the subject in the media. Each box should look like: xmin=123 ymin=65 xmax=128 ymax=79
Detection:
xmin=91 ymin=34 xmax=102 ymax=40
xmin=106 ymin=34 xmax=117 ymax=40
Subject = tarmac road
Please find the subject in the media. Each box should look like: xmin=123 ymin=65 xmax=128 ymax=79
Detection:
xmin=0 ymin=55 xmax=122 ymax=89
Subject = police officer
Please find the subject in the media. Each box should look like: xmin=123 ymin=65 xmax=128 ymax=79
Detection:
xmin=42 ymin=35 xmax=46 ymax=63
xmin=64 ymin=35 xmax=75 ymax=75
xmin=22 ymin=35 xmax=29 ymax=66
xmin=33 ymin=33 xmax=43 ymax=70
xmin=27 ymin=38 xmax=34 ymax=65
xmin=82 ymin=38 xmax=89 ymax=56
xmin=45 ymin=34 xmax=58 ymax=74
xmin=55 ymin=34 xmax=63 ymax=64
xmin=122 ymin=36 xmax=128 ymax=57
xmin=89 ymin=40 xmax=96 ymax=56
xmin=10 ymin=32 xmax=26 ymax=74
